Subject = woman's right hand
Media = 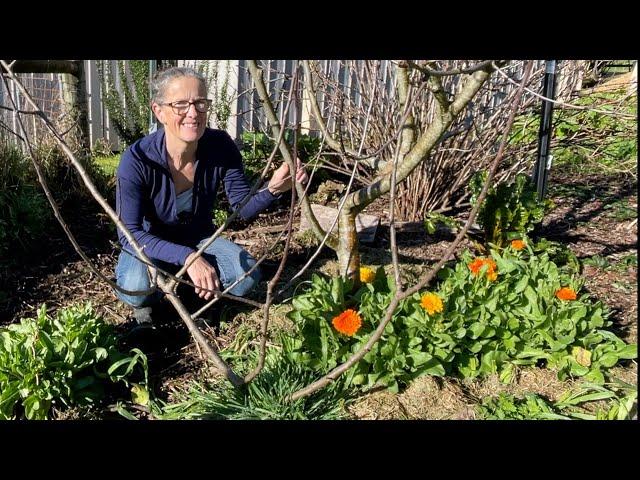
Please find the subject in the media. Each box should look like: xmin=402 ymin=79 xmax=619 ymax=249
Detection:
xmin=185 ymin=252 xmax=221 ymax=300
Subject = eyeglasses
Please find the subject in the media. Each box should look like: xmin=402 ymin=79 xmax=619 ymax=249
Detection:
xmin=160 ymin=99 xmax=212 ymax=114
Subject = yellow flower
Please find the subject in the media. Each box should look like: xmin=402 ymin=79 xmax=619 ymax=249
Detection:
xmin=420 ymin=292 xmax=444 ymax=315
xmin=359 ymin=267 xmax=375 ymax=284
xmin=511 ymin=239 xmax=526 ymax=251
xmin=331 ymin=309 xmax=362 ymax=336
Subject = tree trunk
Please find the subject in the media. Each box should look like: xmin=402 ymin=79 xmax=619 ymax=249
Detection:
xmin=337 ymin=207 xmax=360 ymax=280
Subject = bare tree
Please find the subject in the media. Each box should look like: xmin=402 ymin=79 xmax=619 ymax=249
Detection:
xmin=251 ymin=59 xmax=505 ymax=280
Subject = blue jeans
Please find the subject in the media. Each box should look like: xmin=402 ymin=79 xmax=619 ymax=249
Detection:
xmin=115 ymin=237 xmax=261 ymax=308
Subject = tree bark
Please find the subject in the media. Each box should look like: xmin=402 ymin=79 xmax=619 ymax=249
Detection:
xmin=337 ymin=208 xmax=360 ymax=281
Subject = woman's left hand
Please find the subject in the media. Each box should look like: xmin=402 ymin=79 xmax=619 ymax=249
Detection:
xmin=267 ymin=158 xmax=308 ymax=194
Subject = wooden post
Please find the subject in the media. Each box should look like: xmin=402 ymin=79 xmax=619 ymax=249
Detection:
xmin=60 ymin=61 xmax=90 ymax=153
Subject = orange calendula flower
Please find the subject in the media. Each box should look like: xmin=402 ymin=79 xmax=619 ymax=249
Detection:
xmin=468 ymin=258 xmax=486 ymax=275
xmin=468 ymin=257 xmax=498 ymax=280
xmin=511 ymin=239 xmax=526 ymax=251
xmin=359 ymin=267 xmax=375 ymax=284
xmin=331 ymin=309 xmax=362 ymax=336
xmin=420 ymin=292 xmax=444 ymax=315
xmin=556 ymin=287 xmax=577 ymax=301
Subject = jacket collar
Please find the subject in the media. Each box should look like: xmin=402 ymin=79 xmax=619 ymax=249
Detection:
xmin=143 ymin=126 xmax=213 ymax=170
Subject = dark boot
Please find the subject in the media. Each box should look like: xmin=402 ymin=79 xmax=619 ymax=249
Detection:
xmin=122 ymin=306 xmax=166 ymax=354
xmin=133 ymin=306 xmax=153 ymax=325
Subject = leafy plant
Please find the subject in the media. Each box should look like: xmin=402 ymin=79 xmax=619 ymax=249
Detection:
xmin=157 ymin=346 xmax=351 ymax=420
xmin=423 ymin=211 xmax=459 ymax=235
xmin=436 ymin=247 xmax=636 ymax=384
xmin=555 ymin=378 xmax=637 ymax=420
xmin=476 ymin=378 xmax=637 ymax=420
xmin=0 ymin=142 xmax=51 ymax=268
xmin=476 ymin=392 xmax=568 ymax=420
xmin=551 ymin=92 xmax=637 ymax=176
xmin=531 ymin=238 xmax=581 ymax=276
xmin=211 ymin=208 xmax=228 ymax=228
xmin=93 ymin=154 xmax=120 ymax=178
xmin=509 ymin=90 xmax=637 ymax=178
xmin=0 ymin=303 xmax=149 ymax=420
xmin=286 ymin=269 xmax=450 ymax=393
xmin=0 ymin=183 xmax=50 ymax=267
xmin=615 ymin=253 xmax=637 ymax=271
xmin=285 ymin=246 xmax=637 ymax=394
xmin=284 ymin=130 xmax=322 ymax=162
xmin=239 ymin=131 xmax=276 ymax=182
xmin=239 ymin=130 xmax=325 ymax=183
xmin=603 ymin=199 xmax=636 ymax=221
xmin=97 ymin=60 xmax=150 ymax=146
xmin=582 ymin=254 xmax=611 ymax=270
xmin=470 ymin=172 xmax=550 ymax=249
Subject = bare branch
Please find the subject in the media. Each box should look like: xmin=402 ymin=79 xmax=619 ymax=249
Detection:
xmin=405 ymin=60 xmax=496 ymax=77
xmin=248 ymin=60 xmax=336 ymax=249
xmin=347 ymin=62 xmax=500 ymax=213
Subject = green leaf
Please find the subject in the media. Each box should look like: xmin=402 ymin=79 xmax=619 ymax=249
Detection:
xmin=598 ymin=353 xmax=619 ymax=368
xmin=454 ymin=327 xmax=467 ymax=339
xmin=131 ymin=384 xmax=149 ymax=406
xmin=499 ymin=363 xmax=515 ymax=384
xmin=408 ymin=351 xmax=433 ymax=367
xmin=292 ymin=297 xmax=315 ymax=311
xmin=523 ymin=285 xmax=540 ymax=314
xmin=583 ymin=368 xmax=605 ymax=384
xmin=469 ymin=323 xmax=485 ymax=339
xmin=94 ymin=347 xmax=108 ymax=361
xmin=559 ymin=391 xmax=616 ymax=406
xmin=115 ymin=402 xmax=139 ymax=420
xmin=569 ymin=361 xmax=590 ymax=377
xmin=514 ymin=275 xmax=529 ymax=294
xmin=616 ymin=344 xmax=637 ymax=360
xmin=570 ymin=305 xmax=587 ymax=322
xmin=417 ymin=359 xmax=446 ymax=377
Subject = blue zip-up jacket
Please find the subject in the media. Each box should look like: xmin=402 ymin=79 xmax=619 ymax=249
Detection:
xmin=116 ymin=127 xmax=278 ymax=266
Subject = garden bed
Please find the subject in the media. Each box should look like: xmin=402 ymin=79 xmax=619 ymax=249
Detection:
xmin=1 ymin=164 xmax=636 ymax=420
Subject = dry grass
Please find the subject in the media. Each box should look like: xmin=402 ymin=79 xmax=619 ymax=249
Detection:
xmin=347 ymin=376 xmax=474 ymax=420
xmin=345 ymin=362 xmax=634 ymax=421
xmin=460 ymin=368 xmax=576 ymax=404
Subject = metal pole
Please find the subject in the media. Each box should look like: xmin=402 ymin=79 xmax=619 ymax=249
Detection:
xmin=533 ymin=60 xmax=557 ymax=201
xmin=149 ymin=60 xmax=157 ymax=133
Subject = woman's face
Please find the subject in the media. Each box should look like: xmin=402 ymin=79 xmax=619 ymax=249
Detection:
xmin=152 ymin=76 xmax=207 ymax=145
